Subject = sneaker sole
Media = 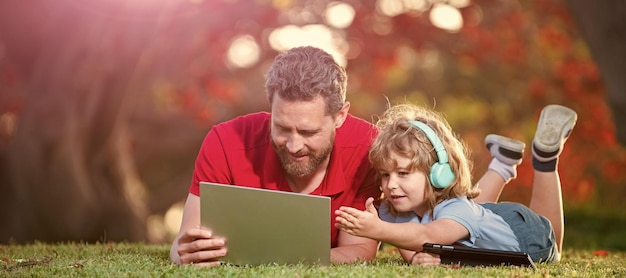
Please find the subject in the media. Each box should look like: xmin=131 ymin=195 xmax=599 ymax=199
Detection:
xmin=485 ymin=134 xmax=526 ymax=153
xmin=533 ymin=104 xmax=577 ymax=153
xmin=485 ymin=134 xmax=525 ymax=164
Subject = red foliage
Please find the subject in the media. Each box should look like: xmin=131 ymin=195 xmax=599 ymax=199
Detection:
xmin=528 ymin=77 xmax=548 ymax=99
xmin=594 ymin=250 xmax=609 ymax=257
xmin=204 ymin=78 xmax=242 ymax=103
xmin=538 ymin=24 xmax=572 ymax=52
xmin=449 ymin=0 xmax=626 ymax=205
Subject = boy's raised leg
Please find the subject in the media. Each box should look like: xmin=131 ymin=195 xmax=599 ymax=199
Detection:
xmin=475 ymin=134 xmax=525 ymax=203
xmin=529 ymin=104 xmax=577 ymax=254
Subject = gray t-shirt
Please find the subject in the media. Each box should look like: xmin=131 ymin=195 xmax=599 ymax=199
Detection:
xmin=379 ymin=196 xmax=520 ymax=251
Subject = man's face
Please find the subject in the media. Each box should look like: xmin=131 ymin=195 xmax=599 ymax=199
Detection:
xmin=270 ymin=94 xmax=339 ymax=177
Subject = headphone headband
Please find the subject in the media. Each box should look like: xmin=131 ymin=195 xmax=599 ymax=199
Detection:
xmin=408 ymin=120 xmax=455 ymax=188
xmin=408 ymin=120 xmax=449 ymax=164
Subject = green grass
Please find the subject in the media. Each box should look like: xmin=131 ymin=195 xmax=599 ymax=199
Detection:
xmin=1 ymin=242 xmax=625 ymax=277
xmin=2 ymin=207 xmax=625 ymax=277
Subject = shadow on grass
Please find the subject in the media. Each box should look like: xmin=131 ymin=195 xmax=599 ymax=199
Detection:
xmin=564 ymin=208 xmax=626 ymax=250
xmin=1 ymin=253 xmax=55 ymax=272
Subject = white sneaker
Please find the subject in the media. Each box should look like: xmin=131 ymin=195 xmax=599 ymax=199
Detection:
xmin=485 ymin=134 xmax=525 ymax=166
xmin=532 ymin=104 xmax=577 ymax=162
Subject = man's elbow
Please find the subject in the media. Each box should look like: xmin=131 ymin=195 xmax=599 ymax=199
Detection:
xmin=331 ymin=241 xmax=379 ymax=263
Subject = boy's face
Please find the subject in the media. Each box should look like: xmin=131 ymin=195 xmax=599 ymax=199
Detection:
xmin=379 ymin=151 xmax=430 ymax=217
xmin=270 ymin=94 xmax=346 ymax=178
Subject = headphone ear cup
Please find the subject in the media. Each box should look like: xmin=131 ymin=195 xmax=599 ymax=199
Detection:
xmin=429 ymin=162 xmax=455 ymax=189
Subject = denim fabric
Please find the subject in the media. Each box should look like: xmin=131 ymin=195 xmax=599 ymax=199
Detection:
xmin=480 ymin=202 xmax=558 ymax=263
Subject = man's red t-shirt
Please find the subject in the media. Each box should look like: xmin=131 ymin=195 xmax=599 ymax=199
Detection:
xmin=188 ymin=112 xmax=381 ymax=247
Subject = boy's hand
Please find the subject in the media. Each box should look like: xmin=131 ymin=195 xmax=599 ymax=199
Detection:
xmin=334 ymin=197 xmax=381 ymax=238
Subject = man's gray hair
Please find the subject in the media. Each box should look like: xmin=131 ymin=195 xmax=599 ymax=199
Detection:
xmin=265 ymin=46 xmax=347 ymax=115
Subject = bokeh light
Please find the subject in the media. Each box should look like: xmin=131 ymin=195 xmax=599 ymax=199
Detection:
xmin=226 ymin=35 xmax=260 ymax=69
xmin=325 ymin=2 xmax=355 ymax=29
xmin=429 ymin=3 xmax=463 ymax=32
xmin=268 ymin=24 xmax=347 ymax=67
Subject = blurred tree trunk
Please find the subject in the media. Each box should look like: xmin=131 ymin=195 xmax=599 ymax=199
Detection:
xmin=564 ymin=0 xmax=626 ymax=146
xmin=0 ymin=0 xmax=247 ymax=243
xmin=0 ymin=2 xmax=154 ymax=242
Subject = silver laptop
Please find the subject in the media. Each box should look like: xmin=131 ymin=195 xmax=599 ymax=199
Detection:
xmin=199 ymin=182 xmax=331 ymax=266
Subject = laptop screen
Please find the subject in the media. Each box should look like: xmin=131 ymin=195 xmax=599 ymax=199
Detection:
xmin=200 ymin=182 xmax=331 ymax=266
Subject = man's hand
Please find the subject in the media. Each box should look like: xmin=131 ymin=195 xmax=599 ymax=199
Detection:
xmin=334 ymin=197 xmax=381 ymax=239
xmin=171 ymin=226 xmax=227 ymax=267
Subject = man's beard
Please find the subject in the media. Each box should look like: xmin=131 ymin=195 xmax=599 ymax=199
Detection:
xmin=272 ymin=133 xmax=334 ymax=177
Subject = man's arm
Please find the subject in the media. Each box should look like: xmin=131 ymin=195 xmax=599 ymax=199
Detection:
xmin=170 ymin=193 xmax=200 ymax=263
xmin=330 ymin=230 xmax=379 ymax=263
xmin=169 ymin=193 xmax=227 ymax=266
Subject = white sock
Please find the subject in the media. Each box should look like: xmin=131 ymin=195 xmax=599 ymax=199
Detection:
xmin=488 ymin=158 xmax=518 ymax=183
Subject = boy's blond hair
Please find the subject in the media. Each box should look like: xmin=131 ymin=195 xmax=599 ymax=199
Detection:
xmin=369 ymin=103 xmax=479 ymax=217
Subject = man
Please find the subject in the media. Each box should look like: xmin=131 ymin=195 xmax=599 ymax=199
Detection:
xmin=170 ymin=46 xmax=381 ymax=266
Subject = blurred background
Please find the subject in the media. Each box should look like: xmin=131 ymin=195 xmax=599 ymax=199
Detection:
xmin=1 ymin=0 xmax=625 ymax=250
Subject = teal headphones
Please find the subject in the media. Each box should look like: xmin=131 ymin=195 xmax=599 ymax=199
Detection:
xmin=408 ymin=120 xmax=455 ymax=189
